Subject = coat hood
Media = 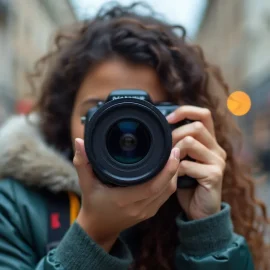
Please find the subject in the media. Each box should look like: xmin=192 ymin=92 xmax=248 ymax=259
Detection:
xmin=0 ymin=114 xmax=80 ymax=195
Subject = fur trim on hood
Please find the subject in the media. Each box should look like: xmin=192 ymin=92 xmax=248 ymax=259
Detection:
xmin=0 ymin=114 xmax=80 ymax=195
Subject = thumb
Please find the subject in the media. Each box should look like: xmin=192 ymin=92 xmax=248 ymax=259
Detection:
xmin=73 ymin=138 xmax=96 ymax=189
xmin=73 ymin=138 xmax=88 ymax=166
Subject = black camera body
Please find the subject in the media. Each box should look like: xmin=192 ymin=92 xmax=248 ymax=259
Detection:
xmin=82 ymin=90 xmax=197 ymax=189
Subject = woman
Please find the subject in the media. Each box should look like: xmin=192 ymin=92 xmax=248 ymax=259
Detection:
xmin=0 ymin=2 xmax=268 ymax=269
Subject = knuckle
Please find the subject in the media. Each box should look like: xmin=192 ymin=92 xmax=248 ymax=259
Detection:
xmin=220 ymin=159 xmax=226 ymax=172
xmin=215 ymin=152 xmax=226 ymax=171
xmin=211 ymin=166 xmax=223 ymax=179
xmin=128 ymin=208 xmax=140 ymax=218
xmin=73 ymin=156 xmax=80 ymax=167
xmin=193 ymin=121 xmax=204 ymax=132
xmin=180 ymin=160 xmax=188 ymax=168
xmin=203 ymin=108 xmax=211 ymax=118
xmin=222 ymin=149 xmax=227 ymax=160
xmin=183 ymin=136 xmax=194 ymax=146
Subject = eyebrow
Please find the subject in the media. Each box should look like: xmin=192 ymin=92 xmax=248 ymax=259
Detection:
xmin=80 ymin=98 xmax=105 ymax=106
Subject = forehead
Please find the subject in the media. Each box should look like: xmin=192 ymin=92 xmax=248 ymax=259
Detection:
xmin=75 ymin=58 xmax=168 ymax=103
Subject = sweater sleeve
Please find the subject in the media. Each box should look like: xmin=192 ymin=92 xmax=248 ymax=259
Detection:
xmin=37 ymin=222 xmax=133 ymax=270
xmin=174 ymin=203 xmax=255 ymax=270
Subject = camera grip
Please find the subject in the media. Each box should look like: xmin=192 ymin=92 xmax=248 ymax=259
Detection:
xmin=177 ymin=175 xmax=198 ymax=189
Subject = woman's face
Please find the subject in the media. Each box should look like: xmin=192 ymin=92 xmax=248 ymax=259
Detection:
xmin=70 ymin=58 xmax=168 ymax=148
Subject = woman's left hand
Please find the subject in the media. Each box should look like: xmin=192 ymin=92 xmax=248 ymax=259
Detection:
xmin=166 ymin=106 xmax=227 ymax=220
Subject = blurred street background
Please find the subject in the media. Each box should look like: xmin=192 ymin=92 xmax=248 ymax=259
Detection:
xmin=0 ymin=0 xmax=269 ymax=205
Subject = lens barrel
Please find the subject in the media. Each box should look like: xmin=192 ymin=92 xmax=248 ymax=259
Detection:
xmin=84 ymin=98 xmax=172 ymax=186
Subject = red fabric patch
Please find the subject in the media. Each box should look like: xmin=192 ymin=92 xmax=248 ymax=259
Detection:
xmin=51 ymin=213 xmax=61 ymax=229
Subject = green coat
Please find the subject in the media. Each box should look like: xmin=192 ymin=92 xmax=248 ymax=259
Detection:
xmin=0 ymin=115 xmax=255 ymax=269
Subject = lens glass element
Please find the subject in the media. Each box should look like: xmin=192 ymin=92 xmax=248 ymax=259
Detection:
xmin=106 ymin=120 xmax=151 ymax=164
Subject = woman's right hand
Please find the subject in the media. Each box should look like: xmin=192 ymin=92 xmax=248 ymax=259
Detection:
xmin=74 ymin=138 xmax=180 ymax=251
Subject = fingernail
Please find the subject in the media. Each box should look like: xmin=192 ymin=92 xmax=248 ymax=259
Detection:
xmin=75 ymin=138 xmax=81 ymax=154
xmin=173 ymin=147 xmax=180 ymax=161
xmin=166 ymin=112 xmax=175 ymax=122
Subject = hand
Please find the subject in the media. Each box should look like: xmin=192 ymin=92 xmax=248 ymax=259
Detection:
xmin=74 ymin=138 xmax=180 ymax=251
xmin=167 ymin=106 xmax=227 ymax=220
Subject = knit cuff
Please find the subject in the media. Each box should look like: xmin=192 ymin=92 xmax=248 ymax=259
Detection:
xmin=176 ymin=202 xmax=234 ymax=256
xmin=55 ymin=222 xmax=132 ymax=270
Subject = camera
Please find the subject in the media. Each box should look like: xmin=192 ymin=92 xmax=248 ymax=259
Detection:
xmin=81 ymin=90 xmax=197 ymax=189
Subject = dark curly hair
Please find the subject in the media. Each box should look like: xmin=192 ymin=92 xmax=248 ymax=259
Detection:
xmin=29 ymin=2 xmax=269 ymax=269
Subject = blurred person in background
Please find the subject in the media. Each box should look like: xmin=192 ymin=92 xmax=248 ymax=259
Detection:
xmin=0 ymin=2 xmax=268 ymax=270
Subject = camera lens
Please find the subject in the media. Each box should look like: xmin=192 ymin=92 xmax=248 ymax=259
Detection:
xmin=119 ymin=133 xmax=137 ymax=151
xmin=84 ymin=98 xmax=173 ymax=186
xmin=106 ymin=120 xmax=151 ymax=164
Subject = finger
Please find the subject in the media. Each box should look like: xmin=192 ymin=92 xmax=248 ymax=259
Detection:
xmin=142 ymin=173 xmax=178 ymax=219
xmin=178 ymin=164 xmax=185 ymax=176
xmin=138 ymin=168 xmax=179 ymax=208
xmin=179 ymin=160 xmax=224 ymax=188
xmin=172 ymin=121 xmax=226 ymax=160
xmin=177 ymin=188 xmax=195 ymax=212
xmin=111 ymin=147 xmax=180 ymax=204
xmin=176 ymin=136 xmax=224 ymax=166
xmin=73 ymin=138 xmax=89 ymax=166
xmin=167 ymin=106 xmax=215 ymax=137
xmin=73 ymin=138 xmax=96 ymax=189
xmin=172 ymin=121 xmax=215 ymax=149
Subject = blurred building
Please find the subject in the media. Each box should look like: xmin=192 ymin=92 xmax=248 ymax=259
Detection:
xmin=0 ymin=0 xmax=77 ymax=121
xmin=0 ymin=0 xmax=13 ymax=123
xmin=196 ymin=0 xmax=270 ymax=162
xmin=197 ymin=0 xmax=270 ymax=90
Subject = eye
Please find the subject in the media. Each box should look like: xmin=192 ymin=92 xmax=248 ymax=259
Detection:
xmin=79 ymin=98 xmax=104 ymax=117
xmin=79 ymin=103 xmax=96 ymax=117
